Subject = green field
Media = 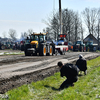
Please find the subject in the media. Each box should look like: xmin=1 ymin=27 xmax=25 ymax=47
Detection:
xmin=1 ymin=56 xmax=100 ymax=100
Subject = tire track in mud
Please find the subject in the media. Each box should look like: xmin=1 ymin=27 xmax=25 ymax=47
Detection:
xmin=0 ymin=52 xmax=100 ymax=94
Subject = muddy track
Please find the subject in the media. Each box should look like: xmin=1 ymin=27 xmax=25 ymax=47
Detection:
xmin=0 ymin=52 xmax=91 ymax=65
xmin=0 ymin=52 xmax=100 ymax=94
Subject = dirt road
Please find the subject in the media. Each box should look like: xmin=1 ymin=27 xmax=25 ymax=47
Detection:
xmin=0 ymin=51 xmax=100 ymax=93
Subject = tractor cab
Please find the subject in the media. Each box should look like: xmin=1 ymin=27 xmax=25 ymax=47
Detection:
xmin=73 ymin=40 xmax=86 ymax=52
xmin=86 ymin=41 xmax=94 ymax=51
xmin=30 ymin=33 xmax=46 ymax=43
xmin=56 ymin=34 xmax=68 ymax=45
xmin=86 ymin=41 xmax=93 ymax=46
xmin=25 ymin=33 xmax=47 ymax=48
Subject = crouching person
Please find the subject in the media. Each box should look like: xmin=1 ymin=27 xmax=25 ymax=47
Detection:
xmin=76 ymin=54 xmax=87 ymax=75
xmin=57 ymin=61 xmax=79 ymax=90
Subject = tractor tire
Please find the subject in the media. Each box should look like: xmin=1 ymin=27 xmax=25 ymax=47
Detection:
xmin=60 ymin=51 xmax=65 ymax=55
xmin=24 ymin=50 xmax=31 ymax=56
xmin=39 ymin=45 xmax=46 ymax=56
xmin=81 ymin=46 xmax=83 ymax=52
xmin=24 ymin=44 xmax=31 ymax=56
xmin=62 ymin=51 xmax=65 ymax=55
xmin=55 ymin=49 xmax=58 ymax=56
xmin=59 ymin=51 xmax=63 ymax=55
xmin=1 ymin=45 xmax=5 ymax=50
xmin=49 ymin=45 xmax=53 ymax=56
xmin=21 ymin=45 xmax=24 ymax=51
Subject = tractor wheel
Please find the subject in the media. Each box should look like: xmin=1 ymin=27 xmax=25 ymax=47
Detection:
xmin=24 ymin=50 xmax=31 ymax=56
xmin=62 ymin=51 xmax=65 ymax=55
xmin=49 ymin=45 xmax=53 ymax=56
xmin=55 ymin=49 xmax=58 ymax=56
xmin=24 ymin=45 xmax=31 ymax=56
xmin=39 ymin=45 xmax=46 ymax=56
xmin=25 ymin=51 xmax=27 ymax=56
xmin=81 ymin=46 xmax=83 ymax=52
xmin=21 ymin=45 xmax=24 ymax=51
xmin=60 ymin=51 xmax=63 ymax=55
xmin=63 ymin=48 xmax=66 ymax=55
xmin=61 ymin=51 xmax=65 ymax=55
xmin=1 ymin=45 xmax=5 ymax=50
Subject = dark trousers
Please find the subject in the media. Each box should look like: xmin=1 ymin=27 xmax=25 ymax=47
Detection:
xmin=60 ymin=76 xmax=78 ymax=89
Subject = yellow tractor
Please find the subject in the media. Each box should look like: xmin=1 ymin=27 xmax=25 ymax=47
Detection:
xmin=24 ymin=33 xmax=54 ymax=56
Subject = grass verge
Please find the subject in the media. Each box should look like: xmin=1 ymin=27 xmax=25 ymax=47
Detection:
xmin=1 ymin=56 xmax=100 ymax=100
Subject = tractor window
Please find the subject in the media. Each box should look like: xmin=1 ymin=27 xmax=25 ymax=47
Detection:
xmin=38 ymin=35 xmax=46 ymax=42
xmin=35 ymin=36 xmax=38 ymax=41
xmin=76 ymin=41 xmax=83 ymax=44
xmin=40 ymin=38 xmax=43 ymax=42
xmin=25 ymin=37 xmax=30 ymax=44
xmin=31 ymin=35 xmax=38 ymax=41
xmin=39 ymin=35 xmax=44 ymax=42
xmin=87 ymin=41 xmax=93 ymax=45
xmin=44 ymin=35 xmax=46 ymax=41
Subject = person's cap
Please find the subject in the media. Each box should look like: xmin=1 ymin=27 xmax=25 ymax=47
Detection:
xmin=79 ymin=54 xmax=83 ymax=58
xmin=57 ymin=61 xmax=63 ymax=67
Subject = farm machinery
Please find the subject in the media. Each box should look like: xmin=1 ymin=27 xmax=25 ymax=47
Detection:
xmin=24 ymin=33 xmax=68 ymax=56
xmin=24 ymin=33 xmax=54 ymax=56
xmin=24 ymin=0 xmax=69 ymax=56
xmin=73 ymin=40 xmax=86 ymax=52
xmin=86 ymin=41 xmax=98 ymax=51
xmin=54 ymin=34 xmax=68 ymax=55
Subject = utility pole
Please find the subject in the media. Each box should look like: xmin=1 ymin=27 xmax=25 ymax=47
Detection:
xmin=59 ymin=0 xmax=63 ymax=35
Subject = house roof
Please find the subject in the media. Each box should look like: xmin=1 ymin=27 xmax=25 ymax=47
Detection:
xmin=83 ymin=34 xmax=98 ymax=43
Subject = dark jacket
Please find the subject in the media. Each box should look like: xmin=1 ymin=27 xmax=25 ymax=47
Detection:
xmin=60 ymin=63 xmax=79 ymax=79
xmin=76 ymin=58 xmax=87 ymax=71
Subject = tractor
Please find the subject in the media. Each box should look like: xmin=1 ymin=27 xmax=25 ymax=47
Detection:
xmin=86 ymin=41 xmax=98 ymax=51
xmin=24 ymin=33 xmax=54 ymax=56
xmin=73 ymin=40 xmax=86 ymax=52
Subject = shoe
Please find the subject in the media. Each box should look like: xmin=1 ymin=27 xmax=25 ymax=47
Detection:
xmin=84 ymin=70 xmax=87 ymax=75
xmin=71 ymin=83 xmax=74 ymax=87
xmin=59 ymin=87 xmax=64 ymax=91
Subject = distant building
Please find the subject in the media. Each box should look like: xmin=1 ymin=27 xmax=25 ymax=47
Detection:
xmin=83 ymin=34 xmax=98 ymax=44
xmin=83 ymin=34 xmax=100 ymax=50
xmin=0 ymin=38 xmax=13 ymax=43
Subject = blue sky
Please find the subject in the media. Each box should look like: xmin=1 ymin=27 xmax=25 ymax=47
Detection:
xmin=0 ymin=0 xmax=100 ymax=39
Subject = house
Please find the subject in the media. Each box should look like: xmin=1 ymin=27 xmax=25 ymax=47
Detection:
xmin=83 ymin=34 xmax=98 ymax=44
xmin=83 ymin=34 xmax=99 ymax=51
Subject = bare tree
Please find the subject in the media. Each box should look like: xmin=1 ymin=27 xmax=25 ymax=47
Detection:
xmin=63 ymin=9 xmax=77 ymax=42
xmin=20 ymin=32 xmax=28 ymax=39
xmin=2 ymin=31 xmax=7 ymax=38
xmin=44 ymin=27 xmax=52 ymax=40
xmin=73 ymin=12 xmax=81 ymax=42
xmin=96 ymin=8 xmax=100 ymax=48
xmin=43 ymin=12 xmax=59 ymax=40
xmin=62 ymin=9 xmax=82 ymax=42
xmin=82 ymin=8 xmax=99 ymax=36
xmin=66 ymin=10 xmax=75 ymax=42
xmin=43 ymin=8 xmax=83 ymax=43
xmin=80 ymin=19 xmax=84 ymax=41
xmin=28 ymin=29 xmax=33 ymax=35
xmin=8 ymin=29 xmax=17 ymax=41
xmin=51 ymin=15 xmax=59 ymax=40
